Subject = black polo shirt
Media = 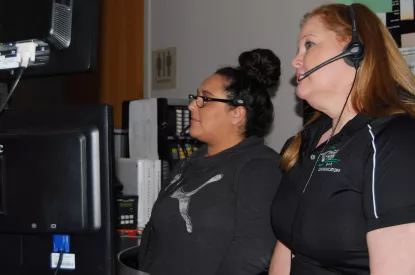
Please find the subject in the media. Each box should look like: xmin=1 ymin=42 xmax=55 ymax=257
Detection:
xmin=271 ymin=113 xmax=415 ymax=274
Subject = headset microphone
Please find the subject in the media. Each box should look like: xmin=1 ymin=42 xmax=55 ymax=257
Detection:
xmin=298 ymin=46 xmax=360 ymax=82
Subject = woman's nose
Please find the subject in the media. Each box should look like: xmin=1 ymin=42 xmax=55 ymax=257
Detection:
xmin=188 ymin=98 xmax=196 ymax=111
xmin=291 ymin=53 xmax=303 ymax=69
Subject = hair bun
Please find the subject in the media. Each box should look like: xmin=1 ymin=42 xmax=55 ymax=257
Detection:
xmin=238 ymin=48 xmax=281 ymax=89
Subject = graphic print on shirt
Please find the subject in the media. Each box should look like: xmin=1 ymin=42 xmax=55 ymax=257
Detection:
xmin=318 ymin=145 xmax=341 ymax=173
xmin=164 ymin=173 xmax=183 ymax=191
xmin=170 ymin=174 xmax=224 ymax=233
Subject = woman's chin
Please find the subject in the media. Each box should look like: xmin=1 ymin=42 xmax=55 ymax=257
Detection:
xmin=295 ymin=87 xmax=309 ymax=101
xmin=189 ymin=127 xmax=201 ymax=139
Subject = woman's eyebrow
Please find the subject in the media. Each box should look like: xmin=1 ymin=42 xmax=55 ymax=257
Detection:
xmin=201 ymin=90 xmax=214 ymax=97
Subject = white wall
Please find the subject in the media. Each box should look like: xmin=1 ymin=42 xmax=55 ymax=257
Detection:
xmin=144 ymin=0 xmax=328 ymax=152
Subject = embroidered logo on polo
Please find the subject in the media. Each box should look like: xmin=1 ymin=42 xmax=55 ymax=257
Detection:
xmin=317 ymin=145 xmax=341 ymax=173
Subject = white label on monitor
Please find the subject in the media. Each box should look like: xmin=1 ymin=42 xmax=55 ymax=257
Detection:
xmin=50 ymin=253 xmax=76 ymax=270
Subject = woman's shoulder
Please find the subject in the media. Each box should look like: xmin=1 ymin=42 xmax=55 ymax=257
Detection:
xmin=368 ymin=114 xmax=415 ymax=146
xmin=370 ymin=113 xmax=415 ymax=133
xmin=235 ymin=144 xmax=281 ymax=176
xmin=245 ymin=142 xmax=281 ymax=162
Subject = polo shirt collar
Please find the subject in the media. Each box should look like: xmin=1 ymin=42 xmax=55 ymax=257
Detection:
xmin=304 ymin=113 xmax=374 ymax=134
xmin=301 ymin=112 xmax=375 ymax=153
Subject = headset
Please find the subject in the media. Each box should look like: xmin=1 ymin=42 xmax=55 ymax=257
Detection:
xmin=344 ymin=4 xmax=365 ymax=68
xmin=298 ymin=4 xmax=365 ymax=81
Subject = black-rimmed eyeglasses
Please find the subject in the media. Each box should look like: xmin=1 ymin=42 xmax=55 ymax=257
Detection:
xmin=189 ymin=94 xmax=233 ymax=108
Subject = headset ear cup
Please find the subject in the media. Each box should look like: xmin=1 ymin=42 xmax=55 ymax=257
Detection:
xmin=343 ymin=42 xmax=364 ymax=68
xmin=343 ymin=44 xmax=355 ymax=68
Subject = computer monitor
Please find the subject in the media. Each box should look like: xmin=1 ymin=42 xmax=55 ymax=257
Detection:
xmin=0 ymin=104 xmax=116 ymax=275
xmin=0 ymin=0 xmax=100 ymax=76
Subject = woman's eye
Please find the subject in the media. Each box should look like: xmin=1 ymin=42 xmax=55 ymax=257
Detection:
xmin=305 ymin=41 xmax=315 ymax=50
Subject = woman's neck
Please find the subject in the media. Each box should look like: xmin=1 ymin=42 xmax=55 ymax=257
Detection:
xmin=331 ymin=109 xmax=357 ymax=135
xmin=316 ymin=108 xmax=357 ymax=148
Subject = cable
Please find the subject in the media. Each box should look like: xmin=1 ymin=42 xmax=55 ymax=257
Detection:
xmin=0 ymin=67 xmax=25 ymax=115
xmin=0 ymin=41 xmax=36 ymax=116
xmin=289 ymin=69 xmax=359 ymax=258
xmin=302 ymin=68 xmax=358 ymax=193
xmin=53 ymin=250 xmax=64 ymax=275
xmin=160 ymin=122 xmax=190 ymax=158
xmin=180 ymin=125 xmax=190 ymax=136
xmin=173 ymin=132 xmax=189 ymax=158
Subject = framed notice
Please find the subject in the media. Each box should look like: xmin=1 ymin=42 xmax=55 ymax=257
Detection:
xmin=152 ymin=47 xmax=177 ymax=90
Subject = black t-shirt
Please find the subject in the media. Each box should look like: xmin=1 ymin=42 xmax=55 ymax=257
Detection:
xmin=271 ymin=113 xmax=415 ymax=274
xmin=140 ymin=136 xmax=282 ymax=275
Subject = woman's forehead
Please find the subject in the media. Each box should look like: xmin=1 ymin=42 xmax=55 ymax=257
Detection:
xmin=199 ymin=74 xmax=228 ymax=96
xmin=300 ymin=16 xmax=327 ymax=39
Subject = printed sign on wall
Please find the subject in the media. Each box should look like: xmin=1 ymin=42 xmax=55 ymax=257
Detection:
xmin=152 ymin=47 xmax=177 ymax=90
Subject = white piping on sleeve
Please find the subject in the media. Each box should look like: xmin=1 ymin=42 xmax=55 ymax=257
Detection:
xmin=367 ymin=124 xmax=379 ymax=219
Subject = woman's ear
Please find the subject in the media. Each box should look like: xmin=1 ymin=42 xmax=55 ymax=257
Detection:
xmin=232 ymin=106 xmax=247 ymax=126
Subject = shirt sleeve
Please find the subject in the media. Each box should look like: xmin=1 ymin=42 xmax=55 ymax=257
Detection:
xmin=363 ymin=117 xmax=415 ymax=232
xmin=216 ymin=158 xmax=282 ymax=275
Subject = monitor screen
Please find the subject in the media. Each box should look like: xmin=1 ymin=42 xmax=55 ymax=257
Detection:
xmin=0 ymin=104 xmax=116 ymax=275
